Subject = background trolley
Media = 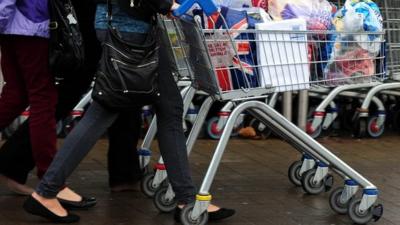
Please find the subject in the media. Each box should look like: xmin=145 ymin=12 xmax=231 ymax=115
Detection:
xmin=170 ymin=0 xmax=385 ymax=224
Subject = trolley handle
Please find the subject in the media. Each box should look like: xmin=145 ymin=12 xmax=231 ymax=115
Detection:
xmin=173 ymin=0 xmax=218 ymax=17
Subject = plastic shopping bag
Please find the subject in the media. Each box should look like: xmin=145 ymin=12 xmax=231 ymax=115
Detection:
xmin=331 ymin=0 xmax=383 ymax=54
xmin=267 ymin=0 xmax=335 ymax=31
xmin=324 ymin=0 xmax=383 ymax=83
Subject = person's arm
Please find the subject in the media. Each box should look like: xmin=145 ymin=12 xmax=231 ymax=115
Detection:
xmin=0 ymin=0 xmax=17 ymax=33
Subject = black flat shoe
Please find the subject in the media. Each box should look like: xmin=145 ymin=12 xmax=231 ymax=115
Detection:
xmin=58 ymin=196 xmax=97 ymax=210
xmin=174 ymin=206 xmax=235 ymax=222
xmin=23 ymin=196 xmax=80 ymax=223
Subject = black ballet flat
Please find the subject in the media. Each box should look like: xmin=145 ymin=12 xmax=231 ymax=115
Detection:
xmin=174 ymin=206 xmax=235 ymax=222
xmin=23 ymin=196 xmax=80 ymax=223
xmin=58 ymin=196 xmax=97 ymax=210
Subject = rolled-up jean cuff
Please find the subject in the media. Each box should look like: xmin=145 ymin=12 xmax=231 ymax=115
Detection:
xmin=36 ymin=182 xmax=64 ymax=199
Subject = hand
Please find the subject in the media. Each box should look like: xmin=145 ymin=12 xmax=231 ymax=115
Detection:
xmin=168 ymin=1 xmax=180 ymax=18
xmin=171 ymin=1 xmax=180 ymax=11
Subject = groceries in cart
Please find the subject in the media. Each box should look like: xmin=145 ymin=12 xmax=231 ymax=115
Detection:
xmin=267 ymin=0 xmax=336 ymax=31
xmin=193 ymin=5 xmax=271 ymax=90
xmin=187 ymin=0 xmax=384 ymax=91
xmin=324 ymin=0 xmax=384 ymax=84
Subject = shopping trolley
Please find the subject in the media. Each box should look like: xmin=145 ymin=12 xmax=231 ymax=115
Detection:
xmin=170 ymin=0 xmax=385 ymax=224
xmin=350 ymin=0 xmax=400 ymax=138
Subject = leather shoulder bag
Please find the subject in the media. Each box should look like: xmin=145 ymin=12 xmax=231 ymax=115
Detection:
xmin=92 ymin=0 xmax=160 ymax=110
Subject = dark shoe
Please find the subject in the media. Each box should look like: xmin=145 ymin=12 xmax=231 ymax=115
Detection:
xmin=208 ymin=208 xmax=236 ymax=221
xmin=58 ymin=196 xmax=97 ymax=210
xmin=174 ymin=206 xmax=235 ymax=222
xmin=23 ymin=196 xmax=80 ymax=223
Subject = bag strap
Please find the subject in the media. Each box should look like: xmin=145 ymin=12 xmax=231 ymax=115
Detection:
xmin=107 ymin=0 xmax=113 ymax=25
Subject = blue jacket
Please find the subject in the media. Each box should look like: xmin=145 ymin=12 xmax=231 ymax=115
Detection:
xmin=0 ymin=0 xmax=49 ymax=38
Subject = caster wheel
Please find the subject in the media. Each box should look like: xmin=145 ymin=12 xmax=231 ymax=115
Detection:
xmin=353 ymin=118 xmax=367 ymax=138
xmin=306 ymin=118 xmax=322 ymax=139
xmin=348 ymin=198 xmax=374 ymax=225
xmin=367 ymin=116 xmax=384 ymax=138
xmin=329 ymin=187 xmax=350 ymax=215
xmin=288 ymin=161 xmax=303 ymax=187
xmin=140 ymin=173 xmax=158 ymax=198
xmin=154 ymin=186 xmax=177 ymax=213
xmin=301 ymin=169 xmax=325 ymax=195
xmin=249 ymin=118 xmax=272 ymax=138
xmin=324 ymin=174 xmax=334 ymax=192
xmin=180 ymin=203 xmax=209 ymax=225
xmin=206 ymin=117 xmax=222 ymax=140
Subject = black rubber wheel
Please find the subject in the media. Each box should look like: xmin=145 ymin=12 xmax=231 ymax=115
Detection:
xmin=353 ymin=118 xmax=367 ymax=138
xmin=288 ymin=161 xmax=303 ymax=187
xmin=140 ymin=173 xmax=158 ymax=198
xmin=329 ymin=187 xmax=350 ymax=215
xmin=153 ymin=186 xmax=177 ymax=213
xmin=180 ymin=202 xmax=209 ymax=225
xmin=348 ymin=198 xmax=374 ymax=225
xmin=301 ymin=169 xmax=325 ymax=195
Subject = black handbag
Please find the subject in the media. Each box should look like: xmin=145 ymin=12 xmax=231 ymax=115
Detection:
xmin=48 ymin=0 xmax=85 ymax=79
xmin=91 ymin=0 xmax=160 ymax=110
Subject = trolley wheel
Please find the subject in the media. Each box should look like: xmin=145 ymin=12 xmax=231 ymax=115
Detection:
xmin=288 ymin=161 xmax=303 ymax=187
xmin=301 ymin=169 xmax=325 ymax=195
xmin=153 ymin=186 xmax=177 ymax=213
xmin=329 ymin=187 xmax=350 ymax=215
xmin=180 ymin=203 xmax=209 ymax=225
xmin=306 ymin=118 xmax=322 ymax=139
xmin=140 ymin=173 xmax=158 ymax=198
xmin=348 ymin=198 xmax=374 ymax=225
xmin=206 ymin=117 xmax=223 ymax=140
xmin=249 ymin=118 xmax=272 ymax=138
xmin=353 ymin=118 xmax=367 ymax=138
xmin=367 ymin=116 xmax=384 ymax=138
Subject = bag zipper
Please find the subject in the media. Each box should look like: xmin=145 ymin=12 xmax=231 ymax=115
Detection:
xmin=111 ymin=58 xmax=157 ymax=68
xmin=111 ymin=58 xmax=129 ymax=93
xmin=105 ymin=43 xmax=145 ymax=58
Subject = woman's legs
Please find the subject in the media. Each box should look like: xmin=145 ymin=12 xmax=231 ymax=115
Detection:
xmin=107 ymin=109 xmax=143 ymax=190
xmin=154 ymin=44 xmax=196 ymax=205
xmin=36 ymin=101 xmax=119 ymax=199
xmin=0 ymin=37 xmax=29 ymax=128
xmin=13 ymin=36 xmax=59 ymax=179
xmin=0 ymin=36 xmax=58 ymax=179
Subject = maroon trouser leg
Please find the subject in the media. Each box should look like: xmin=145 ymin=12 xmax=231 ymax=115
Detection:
xmin=0 ymin=35 xmax=58 ymax=178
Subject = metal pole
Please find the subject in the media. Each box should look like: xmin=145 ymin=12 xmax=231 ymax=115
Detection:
xmin=298 ymin=90 xmax=309 ymax=131
xmin=283 ymin=91 xmax=292 ymax=121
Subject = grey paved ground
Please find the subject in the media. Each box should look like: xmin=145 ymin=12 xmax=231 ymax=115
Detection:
xmin=0 ymin=135 xmax=399 ymax=225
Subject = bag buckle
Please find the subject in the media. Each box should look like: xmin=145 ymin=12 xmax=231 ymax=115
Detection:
xmin=49 ymin=21 xmax=58 ymax=30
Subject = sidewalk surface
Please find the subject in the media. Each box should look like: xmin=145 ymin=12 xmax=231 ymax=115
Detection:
xmin=0 ymin=135 xmax=399 ymax=225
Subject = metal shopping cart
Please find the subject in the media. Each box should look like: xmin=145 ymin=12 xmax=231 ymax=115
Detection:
xmin=169 ymin=1 xmax=385 ymax=224
xmin=349 ymin=0 xmax=400 ymax=138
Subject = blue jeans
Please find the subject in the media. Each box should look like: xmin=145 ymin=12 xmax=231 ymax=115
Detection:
xmin=36 ymin=33 xmax=196 ymax=204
